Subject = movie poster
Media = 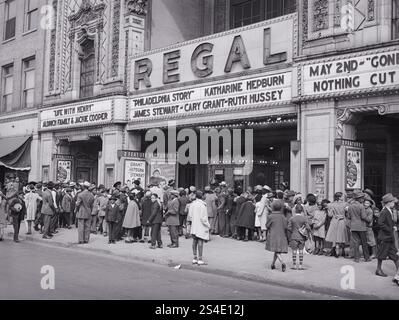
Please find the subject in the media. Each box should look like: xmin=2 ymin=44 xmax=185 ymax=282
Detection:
xmin=124 ymin=159 xmax=146 ymax=187
xmin=346 ymin=149 xmax=362 ymax=190
xmin=57 ymin=160 xmax=72 ymax=182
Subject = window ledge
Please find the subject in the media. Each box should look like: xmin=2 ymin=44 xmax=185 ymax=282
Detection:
xmin=22 ymin=29 xmax=37 ymax=37
xmin=2 ymin=37 xmax=16 ymax=45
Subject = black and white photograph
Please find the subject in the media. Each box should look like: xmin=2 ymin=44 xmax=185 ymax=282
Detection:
xmin=1 ymin=0 xmax=399 ymax=308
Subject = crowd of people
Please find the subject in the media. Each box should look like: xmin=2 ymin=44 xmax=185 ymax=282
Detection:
xmin=0 ymin=173 xmax=398 ymax=284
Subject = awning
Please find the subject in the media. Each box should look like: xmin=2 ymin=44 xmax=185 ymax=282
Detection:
xmin=0 ymin=135 xmax=32 ymax=171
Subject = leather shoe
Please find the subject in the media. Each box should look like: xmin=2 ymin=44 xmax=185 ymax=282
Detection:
xmin=392 ymin=278 xmax=399 ymax=286
xmin=375 ymin=270 xmax=388 ymax=277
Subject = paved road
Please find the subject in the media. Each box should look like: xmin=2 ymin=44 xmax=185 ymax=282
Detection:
xmin=0 ymin=240 xmax=342 ymax=300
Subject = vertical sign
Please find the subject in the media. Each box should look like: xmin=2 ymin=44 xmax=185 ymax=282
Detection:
xmin=57 ymin=160 xmax=72 ymax=182
xmin=124 ymin=159 xmax=146 ymax=187
xmin=345 ymin=148 xmax=363 ymax=190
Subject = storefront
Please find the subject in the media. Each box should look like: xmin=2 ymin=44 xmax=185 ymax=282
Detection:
xmin=38 ymin=96 xmax=127 ymax=186
xmin=0 ymin=111 xmax=39 ymax=185
xmin=298 ymin=45 xmax=399 ymax=202
xmin=127 ymin=14 xmax=299 ymax=190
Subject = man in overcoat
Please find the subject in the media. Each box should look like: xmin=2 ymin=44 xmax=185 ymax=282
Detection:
xmin=75 ymin=181 xmax=94 ymax=244
xmin=41 ymin=182 xmax=55 ymax=239
xmin=375 ymin=193 xmax=399 ymax=285
xmin=165 ymin=190 xmax=180 ymax=247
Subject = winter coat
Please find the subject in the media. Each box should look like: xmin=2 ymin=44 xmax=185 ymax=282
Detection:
xmin=312 ymin=209 xmax=326 ymax=238
xmin=123 ymin=200 xmax=141 ymax=229
xmin=235 ymin=199 xmax=255 ymax=229
xmin=98 ymin=195 xmax=109 ymax=217
xmin=378 ymin=207 xmax=396 ymax=242
xmin=105 ymin=203 xmax=120 ymax=223
xmin=204 ymin=192 xmax=218 ymax=218
xmin=41 ymin=189 xmax=55 ymax=216
xmin=288 ymin=214 xmax=310 ymax=241
xmin=179 ymin=195 xmax=189 ymax=216
xmin=24 ymin=191 xmax=41 ymax=221
xmin=61 ymin=193 xmax=73 ymax=213
xmin=347 ymin=201 xmax=371 ymax=232
xmin=188 ymin=199 xmax=210 ymax=241
xmin=141 ymin=197 xmax=152 ymax=226
xmin=265 ymin=211 xmax=288 ymax=253
xmin=75 ymin=189 xmax=95 ymax=220
xmin=325 ymin=201 xmax=348 ymax=245
xmin=165 ymin=197 xmax=180 ymax=226
xmin=148 ymin=200 xmax=163 ymax=224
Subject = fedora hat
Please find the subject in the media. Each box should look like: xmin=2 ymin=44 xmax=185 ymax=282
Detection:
xmin=382 ymin=193 xmax=398 ymax=204
xmin=364 ymin=188 xmax=375 ymax=199
xmin=263 ymin=185 xmax=272 ymax=191
xmin=353 ymin=190 xmax=365 ymax=199
xmin=83 ymin=181 xmax=91 ymax=188
xmin=170 ymin=190 xmax=179 ymax=196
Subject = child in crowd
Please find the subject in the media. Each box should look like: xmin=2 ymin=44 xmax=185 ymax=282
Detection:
xmin=105 ymin=196 xmax=119 ymax=244
xmin=288 ymin=204 xmax=311 ymax=270
xmin=312 ymin=201 xmax=326 ymax=255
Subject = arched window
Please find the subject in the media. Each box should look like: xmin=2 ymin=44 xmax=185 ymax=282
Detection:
xmin=79 ymin=39 xmax=95 ymax=98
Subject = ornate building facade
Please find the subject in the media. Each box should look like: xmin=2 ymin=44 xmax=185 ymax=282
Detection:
xmin=0 ymin=0 xmax=398 ymax=201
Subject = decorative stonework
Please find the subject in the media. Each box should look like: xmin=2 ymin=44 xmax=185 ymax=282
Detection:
xmin=336 ymin=105 xmax=387 ymax=138
xmin=214 ymin=0 xmax=227 ymax=33
xmin=111 ymin=0 xmax=121 ymax=77
xmin=126 ymin=0 xmax=147 ymax=16
xmin=302 ymin=0 xmax=309 ymax=42
xmin=313 ymin=0 xmax=329 ymax=31
xmin=48 ymin=0 xmax=58 ymax=92
xmin=367 ymin=0 xmax=375 ymax=21
xmin=334 ymin=0 xmax=341 ymax=26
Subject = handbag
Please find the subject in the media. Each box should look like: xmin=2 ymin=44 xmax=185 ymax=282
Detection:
xmin=298 ymin=224 xmax=308 ymax=238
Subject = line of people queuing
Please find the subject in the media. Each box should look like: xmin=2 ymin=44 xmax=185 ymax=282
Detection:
xmin=0 ymin=173 xmax=398 ymax=284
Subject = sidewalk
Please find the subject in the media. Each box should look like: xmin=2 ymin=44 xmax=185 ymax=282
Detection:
xmin=5 ymin=223 xmax=399 ymax=299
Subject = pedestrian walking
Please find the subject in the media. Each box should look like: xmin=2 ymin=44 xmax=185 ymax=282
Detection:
xmin=347 ymin=190 xmax=372 ymax=263
xmin=266 ymin=200 xmax=288 ymax=272
xmin=375 ymin=193 xmax=399 ymax=285
xmin=288 ymin=205 xmax=311 ymax=270
xmin=187 ymin=190 xmax=210 ymax=265
xmin=148 ymin=193 xmax=163 ymax=249
xmin=123 ymin=193 xmax=141 ymax=243
xmin=75 ymin=181 xmax=95 ymax=244
xmin=165 ymin=190 xmax=180 ymax=248
xmin=24 ymin=184 xmax=41 ymax=235
xmin=105 ymin=196 xmax=119 ymax=244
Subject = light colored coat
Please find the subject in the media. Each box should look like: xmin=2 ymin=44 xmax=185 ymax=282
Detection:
xmin=123 ymin=200 xmax=141 ymax=229
xmin=24 ymin=191 xmax=41 ymax=221
xmin=188 ymin=199 xmax=210 ymax=241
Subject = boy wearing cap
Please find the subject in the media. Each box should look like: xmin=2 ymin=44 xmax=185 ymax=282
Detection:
xmin=375 ymin=193 xmax=399 ymax=285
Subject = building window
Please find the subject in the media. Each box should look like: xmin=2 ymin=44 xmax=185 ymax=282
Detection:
xmin=4 ymin=0 xmax=17 ymax=40
xmin=22 ymin=57 xmax=35 ymax=108
xmin=393 ymin=0 xmax=399 ymax=39
xmin=2 ymin=64 xmax=13 ymax=113
xmin=230 ymin=0 xmax=297 ymax=29
xmin=25 ymin=0 xmax=39 ymax=32
xmin=79 ymin=39 xmax=95 ymax=98
xmin=231 ymin=0 xmax=262 ymax=28
xmin=265 ymin=0 xmax=296 ymax=20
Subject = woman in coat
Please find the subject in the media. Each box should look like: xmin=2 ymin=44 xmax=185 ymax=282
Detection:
xmin=235 ymin=194 xmax=256 ymax=241
xmin=312 ymin=201 xmax=327 ymax=255
xmin=187 ymin=190 xmax=210 ymax=265
xmin=266 ymin=200 xmax=288 ymax=272
xmin=123 ymin=193 xmax=141 ymax=243
xmin=325 ymin=192 xmax=349 ymax=258
xmin=24 ymin=184 xmax=41 ymax=234
xmin=140 ymin=191 xmax=153 ymax=243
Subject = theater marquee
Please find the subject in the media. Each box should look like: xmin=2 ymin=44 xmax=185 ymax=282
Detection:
xmin=130 ymin=71 xmax=292 ymax=121
xmin=131 ymin=14 xmax=296 ymax=91
xmin=301 ymin=48 xmax=399 ymax=98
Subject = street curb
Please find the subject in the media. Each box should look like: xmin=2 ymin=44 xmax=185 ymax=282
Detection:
xmin=4 ymin=233 xmax=387 ymax=300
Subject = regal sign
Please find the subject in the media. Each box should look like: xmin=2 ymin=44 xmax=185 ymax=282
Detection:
xmin=130 ymin=72 xmax=292 ymax=121
xmin=131 ymin=14 xmax=296 ymax=91
xmin=40 ymin=100 xmax=113 ymax=130
xmin=302 ymin=49 xmax=399 ymax=98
